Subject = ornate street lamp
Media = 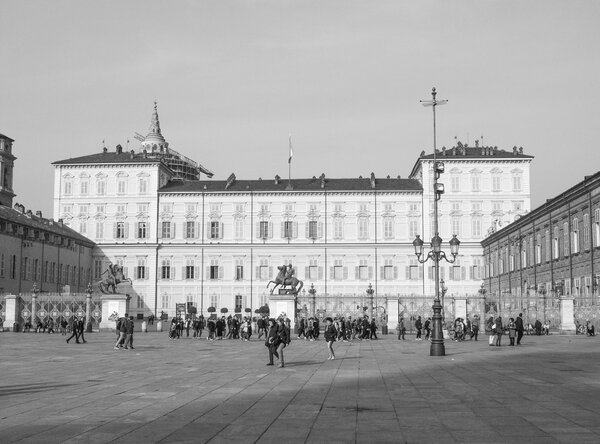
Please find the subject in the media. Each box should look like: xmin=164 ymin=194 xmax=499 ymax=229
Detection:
xmin=440 ymin=278 xmax=448 ymax=322
xmin=308 ymin=284 xmax=317 ymax=317
xmin=414 ymin=86 xmax=458 ymax=357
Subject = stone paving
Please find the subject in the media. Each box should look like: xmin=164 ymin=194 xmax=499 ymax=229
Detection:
xmin=1 ymin=330 xmax=600 ymax=443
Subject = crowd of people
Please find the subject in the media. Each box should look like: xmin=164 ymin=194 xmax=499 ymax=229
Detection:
xmin=297 ymin=315 xmax=379 ymax=341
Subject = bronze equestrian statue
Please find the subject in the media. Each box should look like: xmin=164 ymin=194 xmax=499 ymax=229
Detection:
xmin=267 ymin=264 xmax=304 ymax=295
xmin=98 ymin=264 xmax=132 ymax=294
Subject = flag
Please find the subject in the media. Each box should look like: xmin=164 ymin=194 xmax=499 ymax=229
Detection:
xmin=288 ymin=134 xmax=293 ymax=164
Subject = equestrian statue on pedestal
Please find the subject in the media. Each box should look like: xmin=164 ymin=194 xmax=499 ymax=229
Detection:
xmin=98 ymin=263 xmax=132 ymax=294
xmin=267 ymin=263 xmax=304 ymax=295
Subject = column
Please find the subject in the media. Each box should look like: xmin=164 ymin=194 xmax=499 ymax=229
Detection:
xmin=559 ymin=295 xmax=577 ymax=334
xmin=3 ymin=294 xmax=19 ymax=331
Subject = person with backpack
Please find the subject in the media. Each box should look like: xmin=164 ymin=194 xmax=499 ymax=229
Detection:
xmin=415 ymin=316 xmax=423 ymax=340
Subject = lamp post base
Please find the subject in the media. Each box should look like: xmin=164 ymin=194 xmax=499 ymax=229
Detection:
xmin=430 ymin=297 xmax=446 ymax=357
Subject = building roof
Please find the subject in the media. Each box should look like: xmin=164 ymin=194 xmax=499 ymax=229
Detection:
xmin=52 ymin=149 xmax=165 ymax=166
xmin=0 ymin=204 xmax=95 ymax=247
xmin=0 ymin=133 xmax=14 ymax=141
xmin=159 ymin=175 xmax=423 ymax=193
xmin=409 ymin=141 xmax=534 ymax=177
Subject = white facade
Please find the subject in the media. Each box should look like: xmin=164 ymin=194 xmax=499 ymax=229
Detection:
xmin=52 ymin=110 xmax=533 ymax=322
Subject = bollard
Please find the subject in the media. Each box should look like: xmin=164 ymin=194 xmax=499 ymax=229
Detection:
xmin=156 ymin=320 xmax=163 ymax=332
xmin=141 ymin=321 xmax=147 ymax=333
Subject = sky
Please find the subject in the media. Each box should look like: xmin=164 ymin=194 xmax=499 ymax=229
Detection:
xmin=1 ymin=0 xmax=599 ymax=216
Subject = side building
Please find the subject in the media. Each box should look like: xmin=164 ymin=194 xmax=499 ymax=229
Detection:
xmin=481 ymin=171 xmax=600 ymax=325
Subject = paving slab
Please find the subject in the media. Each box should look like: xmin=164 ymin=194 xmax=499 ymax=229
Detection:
xmin=1 ymin=332 xmax=600 ymax=443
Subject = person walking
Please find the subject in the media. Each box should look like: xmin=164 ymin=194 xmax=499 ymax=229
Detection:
xmin=324 ymin=317 xmax=337 ymax=360
xmin=424 ymin=317 xmax=431 ymax=340
xmin=66 ymin=317 xmax=81 ymax=344
xmin=265 ymin=319 xmax=279 ymax=366
xmin=114 ymin=314 xmax=128 ymax=349
xmin=370 ymin=318 xmax=378 ymax=340
xmin=472 ymin=315 xmax=480 ymax=341
xmin=508 ymin=317 xmax=516 ymax=346
xmin=415 ymin=316 xmax=423 ymax=340
xmin=77 ymin=317 xmax=87 ymax=344
xmin=397 ymin=318 xmax=406 ymax=340
xmin=495 ymin=316 xmax=503 ymax=346
xmin=124 ymin=316 xmax=135 ymax=349
xmin=515 ymin=313 xmax=524 ymax=345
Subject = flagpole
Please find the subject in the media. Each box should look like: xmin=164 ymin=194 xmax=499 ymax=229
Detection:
xmin=286 ymin=133 xmax=293 ymax=190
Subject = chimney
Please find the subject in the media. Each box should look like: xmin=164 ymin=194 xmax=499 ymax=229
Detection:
xmin=320 ymin=173 xmax=326 ymax=189
xmin=130 ymin=149 xmax=135 ymax=159
xmin=35 ymin=210 xmax=42 ymax=218
xmin=442 ymin=147 xmax=446 ymax=156
xmin=274 ymin=175 xmax=281 ymax=185
xmin=26 ymin=210 xmax=33 ymax=218
xmin=103 ymin=147 xmax=108 ymax=153
xmin=57 ymin=218 xmax=63 ymax=227
xmin=475 ymin=139 xmax=479 ymax=148
xmin=116 ymin=144 xmax=123 ymax=154
xmin=519 ymin=147 xmax=523 ymax=155
xmin=370 ymin=172 xmax=376 ymax=189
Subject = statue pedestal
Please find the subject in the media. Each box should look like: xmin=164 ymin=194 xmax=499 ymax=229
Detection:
xmin=559 ymin=296 xmax=577 ymax=334
xmin=268 ymin=293 xmax=297 ymax=328
xmin=99 ymin=294 xmax=130 ymax=332
xmin=2 ymin=294 xmax=19 ymax=331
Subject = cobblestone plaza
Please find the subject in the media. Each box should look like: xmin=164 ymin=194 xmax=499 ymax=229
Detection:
xmin=1 ymin=332 xmax=600 ymax=443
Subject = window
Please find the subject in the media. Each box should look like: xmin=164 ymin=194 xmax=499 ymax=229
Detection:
xmin=284 ymin=221 xmax=294 ymax=239
xmin=472 ymin=218 xmax=482 ymax=238
xmin=471 ymin=257 xmax=482 ymax=280
xmin=492 ymin=174 xmax=502 ymax=192
xmin=161 ymin=293 xmax=171 ymax=309
xmin=333 ymin=218 xmax=343 ymax=239
xmin=572 ymin=218 xmax=579 ymax=254
xmin=472 ymin=202 xmax=482 ymax=212
xmin=409 ymin=218 xmax=419 ymax=239
xmin=79 ymin=220 xmax=87 ymax=235
xmin=93 ymin=260 xmax=103 ymax=280
xmin=553 ymin=227 xmax=559 ymax=259
xmin=594 ymin=209 xmax=600 ymax=247
xmin=96 ymin=204 xmax=105 ymax=214
xmin=235 ymin=218 xmax=244 ymax=239
xmin=545 ymin=229 xmax=551 ymax=262
xmin=185 ymin=259 xmax=195 ymax=279
xmin=209 ymin=258 xmax=220 ymax=280
xmin=449 ymin=260 xmax=464 ymax=281
xmin=161 ymin=221 xmax=171 ymax=239
xmin=137 ymin=221 xmax=147 ymax=239
xmin=209 ymin=221 xmax=221 ymax=239
xmin=513 ymin=201 xmax=523 ymax=213
xmin=161 ymin=259 xmax=171 ymax=280
xmin=116 ymin=204 xmax=126 ymax=215
xmin=97 ymin=179 xmax=106 ymax=195
xmin=308 ymin=220 xmax=318 ymax=239
xmin=259 ymin=221 xmax=269 ymax=239
xmin=408 ymin=259 xmax=419 ymax=280
xmin=80 ymin=180 xmax=88 ymax=195
xmin=308 ymin=259 xmax=319 ymax=280
xmin=451 ymin=175 xmax=460 ymax=192
xmin=451 ymin=217 xmax=461 ymax=237
xmin=492 ymin=201 xmax=503 ymax=213
xmin=9 ymin=255 xmax=16 ymax=279
xmin=117 ymin=179 xmax=127 ymax=194
xmin=285 ymin=203 xmax=294 ymax=213
xmin=583 ymin=213 xmax=590 ymax=249
xmin=383 ymin=218 xmax=394 ymax=239
xmin=21 ymin=257 xmax=29 ymax=280
xmin=235 ymin=294 xmax=243 ymax=311
xmin=358 ymin=218 xmax=369 ymax=240
xmin=563 ymin=222 xmax=569 ymax=257
xmin=259 ymin=258 xmax=269 ymax=280
xmin=62 ymin=205 xmax=73 ymax=216
xmin=409 ymin=203 xmax=419 ymax=213
xmin=136 ymin=257 xmax=147 ymax=280
xmin=235 ymin=203 xmax=244 ymax=214
xmin=471 ymin=173 xmax=481 ymax=192
xmin=536 ymin=234 xmax=542 ymax=264
xmin=64 ymin=180 xmax=72 ymax=196
xmin=95 ymin=221 xmax=104 ymax=239
xmin=138 ymin=178 xmax=148 ymax=194
xmin=0 ymin=253 xmax=4 ymax=278
xmin=235 ymin=259 xmax=244 ymax=281
xmin=512 ymin=173 xmax=522 ymax=192
xmin=358 ymin=259 xmax=369 ymax=280
xmin=115 ymin=222 xmax=126 ymax=239
xmin=521 ymin=243 xmax=527 ymax=268
xmin=186 ymin=221 xmax=196 ymax=239
xmin=333 ymin=259 xmax=344 ymax=280
xmin=382 ymin=259 xmax=394 ymax=280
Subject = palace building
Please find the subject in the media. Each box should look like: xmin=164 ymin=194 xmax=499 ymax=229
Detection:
xmin=51 ymin=104 xmax=534 ymax=325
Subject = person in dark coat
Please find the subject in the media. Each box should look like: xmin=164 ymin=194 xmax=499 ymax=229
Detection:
xmin=66 ymin=317 xmax=81 ymax=344
xmin=77 ymin=317 xmax=87 ymax=344
xmin=370 ymin=318 xmax=378 ymax=339
xmin=124 ymin=316 xmax=134 ymax=349
xmin=495 ymin=316 xmax=503 ymax=346
xmin=265 ymin=319 xmax=279 ymax=366
xmin=276 ymin=318 xmax=290 ymax=367
xmin=397 ymin=318 xmax=406 ymax=340
xmin=534 ymin=319 xmax=542 ymax=336
xmin=515 ymin=313 xmax=524 ymax=345
xmin=415 ymin=316 xmax=423 ymax=340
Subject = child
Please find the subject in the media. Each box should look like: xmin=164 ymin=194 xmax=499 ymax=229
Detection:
xmin=324 ymin=317 xmax=336 ymax=360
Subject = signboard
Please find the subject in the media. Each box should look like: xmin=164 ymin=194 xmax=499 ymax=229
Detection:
xmin=176 ymin=303 xmax=186 ymax=316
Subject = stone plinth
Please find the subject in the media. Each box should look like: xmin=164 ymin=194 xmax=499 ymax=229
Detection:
xmin=99 ymin=294 xmax=130 ymax=331
xmin=268 ymin=293 xmax=297 ymax=327
xmin=559 ymin=296 xmax=577 ymax=334
xmin=2 ymin=294 xmax=19 ymax=331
